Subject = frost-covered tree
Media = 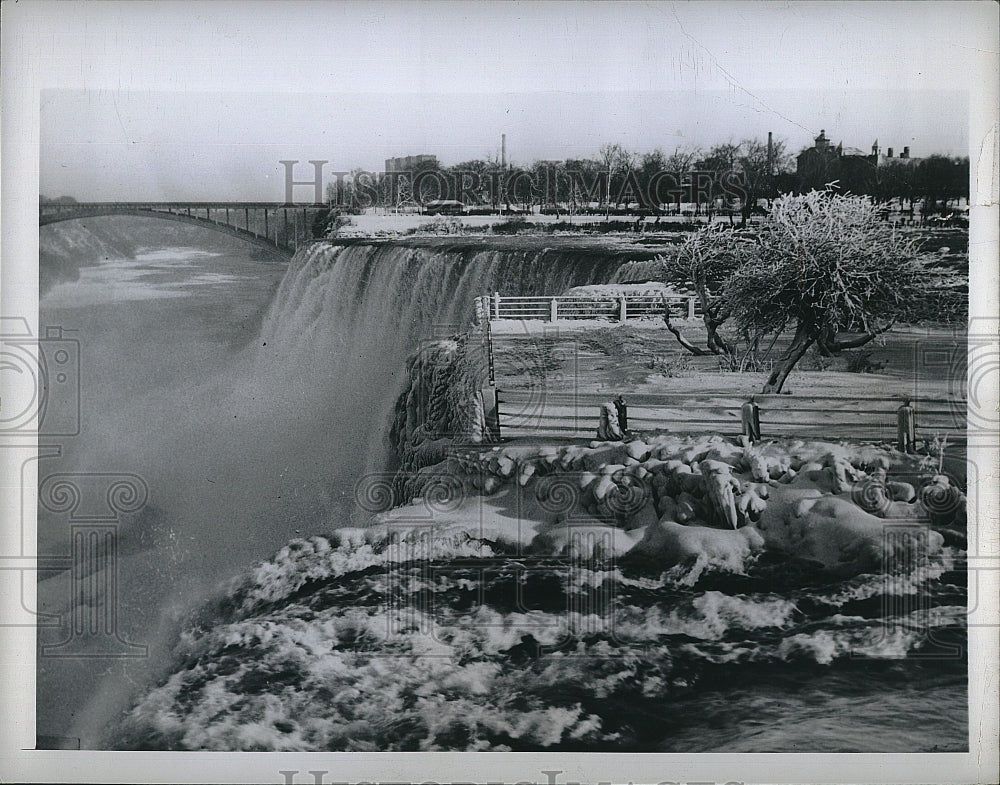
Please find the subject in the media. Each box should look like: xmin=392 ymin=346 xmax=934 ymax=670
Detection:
xmin=660 ymin=191 xmax=953 ymax=392
xmin=725 ymin=191 xmax=929 ymax=393
xmin=659 ymin=224 xmax=743 ymax=359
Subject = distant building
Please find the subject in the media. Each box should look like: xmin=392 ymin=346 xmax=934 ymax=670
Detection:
xmin=874 ymin=144 xmax=918 ymax=166
xmin=796 ymin=130 xmax=919 ymax=193
xmin=796 ymin=129 xmax=838 ymax=172
xmin=384 ymin=154 xmax=439 ymax=173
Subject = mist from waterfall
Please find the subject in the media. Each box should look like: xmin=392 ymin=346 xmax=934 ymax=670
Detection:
xmin=37 ymin=231 xmax=630 ymax=745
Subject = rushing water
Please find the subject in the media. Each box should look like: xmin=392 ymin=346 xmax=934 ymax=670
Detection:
xmin=37 ymin=224 xmax=967 ymax=751
xmin=113 ymin=540 xmax=968 ymax=752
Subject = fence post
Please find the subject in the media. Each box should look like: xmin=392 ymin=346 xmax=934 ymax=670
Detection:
xmin=493 ymin=292 xmax=501 ymax=320
xmin=897 ymin=399 xmax=915 ymax=453
xmin=480 ymin=315 xmax=496 ymax=385
xmin=687 ymin=296 xmax=696 ymax=319
xmin=614 ymin=395 xmax=629 ymax=433
xmin=550 ymin=297 xmax=558 ymax=322
xmin=494 ymin=388 xmax=501 ymax=440
xmin=619 ymin=296 xmax=627 ymax=322
xmin=482 ymin=387 xmax=501 ymax=441
xmin=741 ymin=398 xmax=761 ymax=443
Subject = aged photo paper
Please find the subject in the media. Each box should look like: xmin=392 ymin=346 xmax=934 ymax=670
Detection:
xmin=2 ymin=2 xmax=998 ymax=783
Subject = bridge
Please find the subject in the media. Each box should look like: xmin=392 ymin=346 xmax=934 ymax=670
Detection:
xmin=39 ymin=202 xmax=332 ymax=258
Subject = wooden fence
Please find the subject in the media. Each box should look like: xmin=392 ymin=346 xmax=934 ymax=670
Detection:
xmin=477 ymin=293 xmax=700 ymax=322
xmin=493 ymin=388 xmax=966 ymax=448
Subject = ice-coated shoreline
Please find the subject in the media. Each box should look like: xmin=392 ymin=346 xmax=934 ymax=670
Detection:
xmin=369 ymin=432 xmax=961 ymax=577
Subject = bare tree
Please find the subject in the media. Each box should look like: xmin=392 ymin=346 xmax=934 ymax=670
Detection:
xmin=696 ymin=142 xmax=742 ymax=218
xmin=735 ymin=137 xmax=791 ymax=226
xmin=598 ymin=143 xmax=623 ymax=217
xmin=664 ymin=145 xmax=702 ymax=175
xmin=614 ymin=147 xmax=641 ymax=209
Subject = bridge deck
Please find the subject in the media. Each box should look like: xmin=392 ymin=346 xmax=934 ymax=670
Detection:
xmin=39 ymin=202 xmax=330 ymax=257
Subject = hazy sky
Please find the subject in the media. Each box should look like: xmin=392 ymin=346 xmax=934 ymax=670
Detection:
xmin=33 ymin=1 xmax=985 ymax=202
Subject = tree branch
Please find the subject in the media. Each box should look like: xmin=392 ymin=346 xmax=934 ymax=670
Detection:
xmin=829 ymin=331 xmax=878 ymax=352
xmin=662 ymin=300 xmax=710 ymax=356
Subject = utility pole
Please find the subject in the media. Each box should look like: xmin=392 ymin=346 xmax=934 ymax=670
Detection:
xmin=501 ymin=133 xmax=509 ymax=214
xmin=767 ymin=131 xmax=774 ymax=206
xmin=606 ymin=166 xmax=611 ymax=221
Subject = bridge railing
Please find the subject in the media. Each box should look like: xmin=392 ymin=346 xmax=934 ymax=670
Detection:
xmin=38 ymin=202 xmax=330 ymax=255
xmin=477 ymin=293 xmax=700 ymax=322
xmin=39 ymin=201 xmax=296 ymax=210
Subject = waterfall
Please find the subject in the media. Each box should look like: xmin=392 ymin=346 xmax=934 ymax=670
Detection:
xmin=45 ymin=234 xmax=641 ymax=747
xmin=251 ymin=239 xmax=634 ymax=484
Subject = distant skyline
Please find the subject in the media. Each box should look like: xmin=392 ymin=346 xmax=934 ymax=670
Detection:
xmin=40 ymin=88 xmax=969 ymax=202
xmin=34 ymin=1 xmax=982 ymax=202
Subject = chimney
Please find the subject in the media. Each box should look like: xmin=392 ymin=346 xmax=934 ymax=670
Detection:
xmin=887 ymin=147 xmax=894 ymax=158
xmin=501 ymin=134 xmax=507 ymax=170
xmin=902 ymin=146 xmax=910 ymax=159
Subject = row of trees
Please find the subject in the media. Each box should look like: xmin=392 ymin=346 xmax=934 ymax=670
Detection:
xmin=658 ymin=191 xmax=965 ymax=393
xmin=327 ymin=138 xmax=793 ymax=226
xmin=327 ymin=137 xmax=968 ymax=222
xmin=797 ymin=153 xmax=970 ymax=211
xmin=871 ymin=155 xmax=969 ymax=212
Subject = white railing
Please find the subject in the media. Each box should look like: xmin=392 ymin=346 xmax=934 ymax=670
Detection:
xmin=477 ymin=293 xmax=700 ymax=322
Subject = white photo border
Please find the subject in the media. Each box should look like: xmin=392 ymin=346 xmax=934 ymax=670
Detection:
xmin=2 ymin=2 xmax=997 ymax=783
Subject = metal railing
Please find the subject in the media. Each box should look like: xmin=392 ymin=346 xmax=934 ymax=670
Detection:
xmin=38 ymin=202 xmax=329 ymax=256
xmin=477 ymin=292 xmax=700 ymax=322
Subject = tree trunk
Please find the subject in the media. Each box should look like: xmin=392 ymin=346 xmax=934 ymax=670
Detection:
xmin=662 ymin=305 xmax=709 ymax=355
xmin=705 ymin=315 xmax=731 ymax=356
xmin=762 ymin=321 xmax=814 ymax=393
xmin=693 ymin=272 xmax=732 ymax=356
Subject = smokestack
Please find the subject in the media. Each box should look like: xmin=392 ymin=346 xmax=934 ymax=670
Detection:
xmin=501 ymin=134 xmax=507 ymax=170
xmin=902 ymin=146 xmax=910 ymax=159
xmin=767 ymin=131 xmax=774 ymax=201
xmin=887 ymin=147 xmax=893 ymax=158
